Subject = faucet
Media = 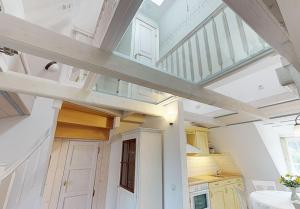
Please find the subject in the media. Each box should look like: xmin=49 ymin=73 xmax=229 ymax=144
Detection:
xmin=216 ymin=169 xmax=222 ymax=177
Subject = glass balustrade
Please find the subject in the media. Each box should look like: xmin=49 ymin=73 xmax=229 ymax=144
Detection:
xmin=93 ymin=0 xmax=273 ymax=104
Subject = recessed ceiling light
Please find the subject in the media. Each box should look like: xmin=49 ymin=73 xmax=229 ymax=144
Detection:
xmin=151 ymin=0 xmax=165 ymax=6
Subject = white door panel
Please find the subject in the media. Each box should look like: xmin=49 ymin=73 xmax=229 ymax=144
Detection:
xmin=57 ymin=141 xmax=99 ymax=209
xmin=62 ymin=195 xmax=88 ymax=209
xmin=133 ymin=16 xmax=158 ymax=65
xmin=131 ymin=16 xmax=159 ymax=102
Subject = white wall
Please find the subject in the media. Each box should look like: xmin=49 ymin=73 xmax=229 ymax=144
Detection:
xmin=105 ymin=136 xmax=122 ymax=209
xmin=256 ymin=123 xmax=290 ymax=176
xmin=73 ymin=0 xmax=105 ymax=35
xmin=115 ymin=23 xmax=133 ymax=57
xmin=142 ymin=101 xmax=189 ymax=209
xmin=0 ymin=97 xmax=57 ymax=166
xmin=209 ymin=123 xmax=281 ymax=193
xmin=0 ymin=97 xmax=59 ymax=209
xmin=105 ymin=101 xmax=189 ymax=209
xmin=1 ymin=0 xmax=25 ymax=18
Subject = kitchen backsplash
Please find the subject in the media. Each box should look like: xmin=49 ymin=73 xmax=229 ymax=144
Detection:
xmin=187 ymin=156 xmax=219 ymax=177
xmin=187 ymin=154 xmax=241 ymax=177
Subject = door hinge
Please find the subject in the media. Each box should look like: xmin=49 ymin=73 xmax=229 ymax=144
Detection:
xmin=93 ymin=188 xmax=95 ymax=197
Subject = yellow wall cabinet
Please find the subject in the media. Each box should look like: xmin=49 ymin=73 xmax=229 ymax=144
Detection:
xmin=209 ymin=178 xmax=244 ymax=209
xmin=186 ymin=127 xmax=209 ymax=155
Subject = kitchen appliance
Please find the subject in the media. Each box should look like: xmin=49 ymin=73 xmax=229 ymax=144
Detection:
xmin=189 ymin=183 xmax=210 ymax=209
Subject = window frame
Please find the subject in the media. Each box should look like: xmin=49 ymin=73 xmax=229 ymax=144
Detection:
xmin=281 ymin=137 xmax=300 ymax=175
xmin=120 ymin=138 xmax=136 ymax=193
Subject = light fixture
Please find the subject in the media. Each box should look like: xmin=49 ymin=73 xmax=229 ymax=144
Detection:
xmin=45 ymin=61 xmax=59 ymax=72
xmin=294 ymin=114 xmax=300 ymax=136
xmin=151 ymin=0 xmax=164 ymax=6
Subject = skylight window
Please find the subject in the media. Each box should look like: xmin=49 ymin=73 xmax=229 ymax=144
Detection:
xmin=151 ymin=0 xmax=164 ymax=6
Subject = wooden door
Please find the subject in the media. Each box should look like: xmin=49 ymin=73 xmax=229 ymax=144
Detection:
xmin=57 ymin=141 xmax=99 ymax=209
xmin=210 ymin=187 xmax=226 ymax=209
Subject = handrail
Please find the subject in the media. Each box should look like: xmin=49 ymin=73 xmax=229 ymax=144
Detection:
xmin=157 ymin=3 xmax=227 ymax=64
xmin=0 ymin=129 xmax=51 ymax=182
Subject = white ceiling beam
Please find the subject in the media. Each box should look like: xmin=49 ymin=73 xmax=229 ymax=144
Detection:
xmin=0 ymin=71 xmax=165 ymax=116
xmin=0 ymin=13 xmax=267 ymax=119
xmin=94 ymin=0 xmax=142 ymax=51
xmin=215 ymin=99 xmax=300 ymax=126
xmin=222 ymin=0 xmax=300 ymax=71
xmin=276 ymin=0 xmax=300 ymax=66
xmin=184 ymin=111 xmax=225 ymax=127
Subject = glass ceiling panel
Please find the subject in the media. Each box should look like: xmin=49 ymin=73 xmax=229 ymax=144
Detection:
xmin=114 ymin=0 xmax=272 ymax=84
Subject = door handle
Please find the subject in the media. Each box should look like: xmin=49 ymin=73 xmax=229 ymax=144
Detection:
xmin=134 ymin=53 xmax=152 ymax=60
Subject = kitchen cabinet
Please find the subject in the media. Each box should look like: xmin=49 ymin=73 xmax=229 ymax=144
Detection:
xmin=209 ymin=185 xmax=226 ymax=209
xmin=209 ymin=178 xmax=244 ymax=209
xmin=186 ymin=127 xmax=209 ymax=155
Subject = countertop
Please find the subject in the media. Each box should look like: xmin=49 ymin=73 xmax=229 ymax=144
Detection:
xmin=188 ymin=174 xmax=242 ymax=186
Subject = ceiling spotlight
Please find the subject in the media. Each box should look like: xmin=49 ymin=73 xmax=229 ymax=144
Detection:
xmin=45 ymin=61 xmax=59 ymax=72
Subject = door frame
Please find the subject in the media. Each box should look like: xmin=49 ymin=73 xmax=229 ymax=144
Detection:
xmin=130 ymin=14 xmax=159 ymax=62
xmin=56 ymin=140 xmax=99 ymax=209
xmin=42 ymin=139 xmax=105 ymax=209
xmin=129 ymin=14 xmax=159 ymax=100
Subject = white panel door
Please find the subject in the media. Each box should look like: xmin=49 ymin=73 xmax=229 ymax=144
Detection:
xmin=133 ymin=16 xmax=158 ymax=65
xmin=57 ymin=141 xmax=99 ymax=209
xmin=131 ymin=16 xmax=159 ymax=103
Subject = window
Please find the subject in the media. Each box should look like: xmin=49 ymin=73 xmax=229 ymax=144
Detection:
xmin=281 ymin=137 xmax=300 ymax=175
xmin=120 ymin=139 xmax=136 ymax=193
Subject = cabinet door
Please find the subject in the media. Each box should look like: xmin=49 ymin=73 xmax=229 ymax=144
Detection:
xmin=186 ymin=131 xmax=209 ymax=155
xmin=225 ymin=185 xmax=239 ymax=209
xmin=196 ymin=131 xmax=209 ymax=154
xmin=226 ymin=182 xmax=246 ymax=209
xmin=210 ymin=187 xmax=226 ymax=209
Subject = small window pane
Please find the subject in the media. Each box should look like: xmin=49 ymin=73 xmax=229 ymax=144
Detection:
xmin=120 ymin=139 xmax=136 ymax=193
xmin=282 ymin=137 xmax=300 ymax=175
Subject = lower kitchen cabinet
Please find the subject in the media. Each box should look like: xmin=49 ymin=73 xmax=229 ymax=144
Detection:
xmin=210 ymin=186 xmax=226 ymax=209
xmin=209 ymin=178 xmax=244 ymax=209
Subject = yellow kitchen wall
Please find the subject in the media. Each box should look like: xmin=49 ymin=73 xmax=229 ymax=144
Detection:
xmin=187 ymin=154 xmax=241 ymax=177
xmin=187 ymin=156 xmax=218 ymax=177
